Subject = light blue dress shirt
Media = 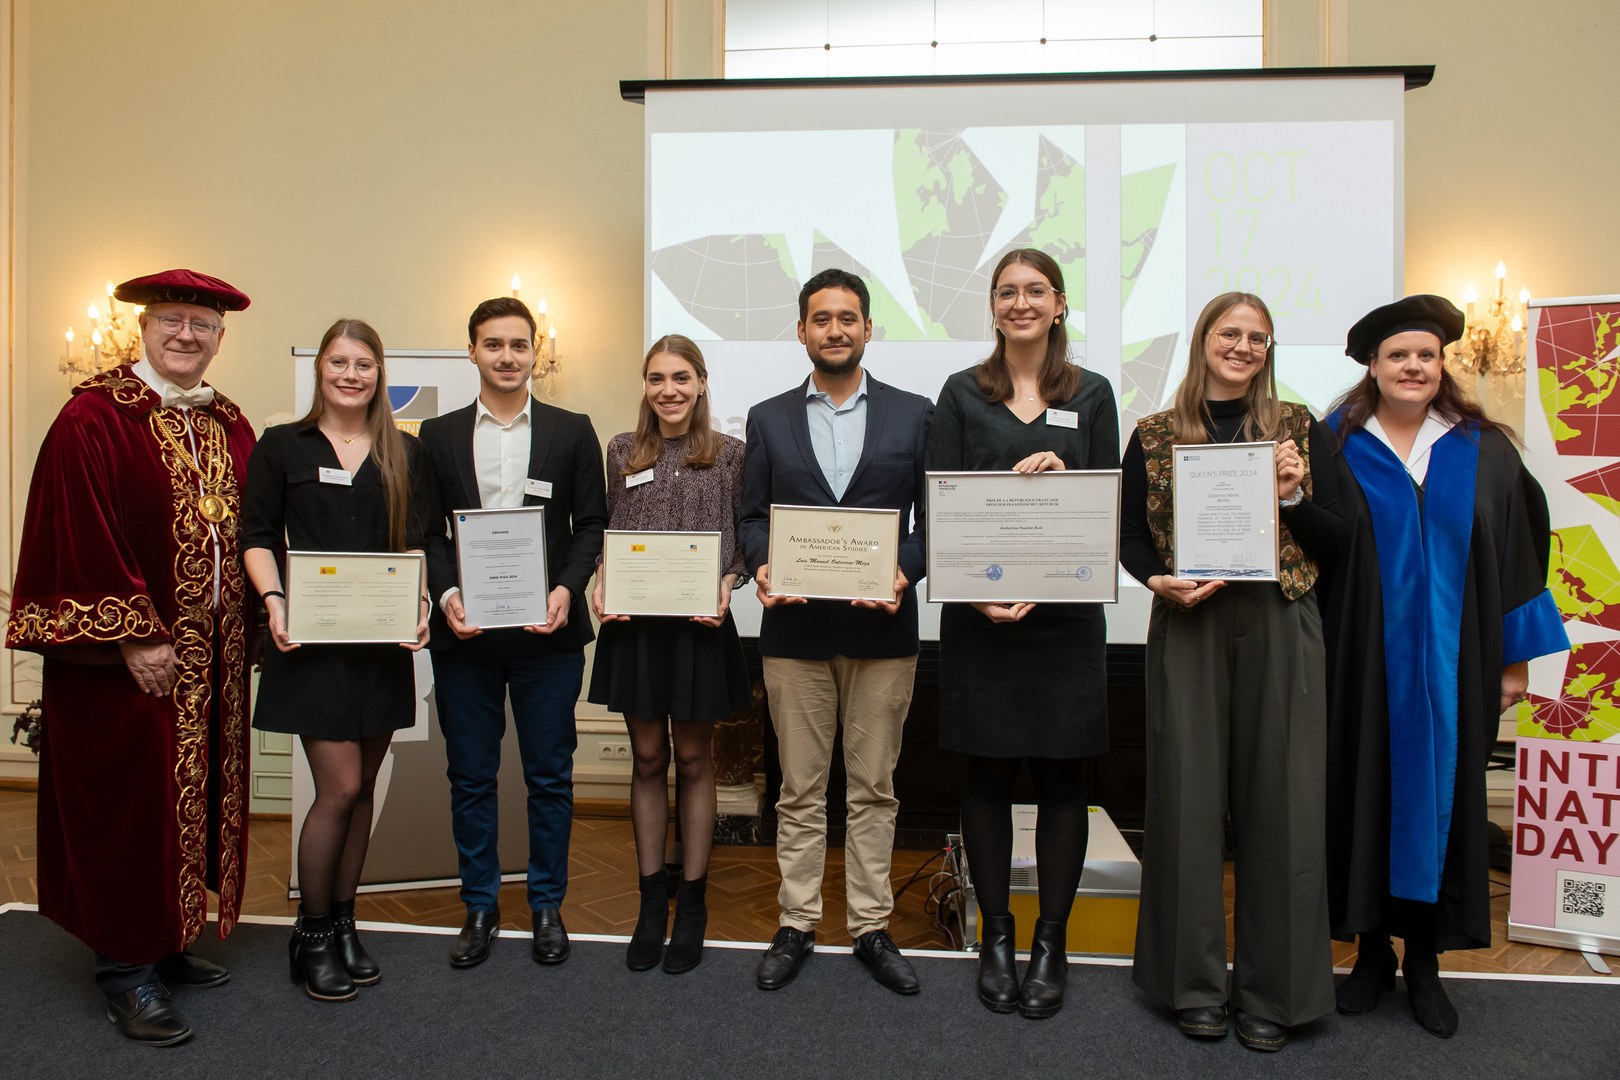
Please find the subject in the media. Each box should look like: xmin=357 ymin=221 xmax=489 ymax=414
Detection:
xmin=805 ymin=371 xmax=869 ymax=501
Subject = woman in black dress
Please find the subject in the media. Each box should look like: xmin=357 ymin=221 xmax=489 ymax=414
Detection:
xmin=927 ymin=248 xmax=1118 ymax=1018
xmin=243 ymin=319 xmax=432 ymax=1002
xmin=1121 ymin=293 xmax=1341 ymax=1051
xmin=588 ymin=335 xmax=749 ymax=974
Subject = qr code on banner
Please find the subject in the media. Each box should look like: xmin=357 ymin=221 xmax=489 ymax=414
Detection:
xmin=1562 ymin=878 xmax=1606 ymax=918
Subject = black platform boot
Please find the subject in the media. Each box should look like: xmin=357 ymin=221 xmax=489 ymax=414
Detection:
xmin=977 ymin=913 xmax=1019 ymax=1013
xmin=662 ymin=875 xmax=708 ymax=974
xmin=1018 ymin=918 xmax=1069 ymax=1019
xmin=626 ymin=871 xmax=669 ymax=971
xmin=331 ymin=899 xmax=381 ymax=986
xmin=289 ymin=906 xmax=357 ymax=1002
xmin=1336 ymin=931 xmax=1396 ymax=1015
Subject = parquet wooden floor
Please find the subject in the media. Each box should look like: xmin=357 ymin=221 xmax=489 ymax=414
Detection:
xmin=1 ymin=787 xmax=1611 ymax=977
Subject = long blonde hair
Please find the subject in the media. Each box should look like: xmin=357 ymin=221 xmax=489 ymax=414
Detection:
xmin=1169 ymin=292 xmax=1282 ymax=444
xmin=299 ymin=319 xmax=411 ymax=550
xmin=622 ymin=334 xmax=720 ymax=474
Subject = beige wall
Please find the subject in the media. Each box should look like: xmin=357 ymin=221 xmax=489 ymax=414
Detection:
xmin=1273 ymin=0 xmax=1617 ymax=300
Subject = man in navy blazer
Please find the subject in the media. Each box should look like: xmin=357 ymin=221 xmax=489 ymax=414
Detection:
xmin=418 ymin=297 xmax=607 ymax=970
xmin=739 ymin=268 xmax=932 ymax=996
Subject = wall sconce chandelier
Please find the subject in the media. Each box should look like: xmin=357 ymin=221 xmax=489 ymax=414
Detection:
xmin=59 ymin=281 xmax=143 ymax=383
xmin=510 ymin=274 xmax=561 ymax=399
xmin=1454 ymin=262 xmax=1530 ymax=375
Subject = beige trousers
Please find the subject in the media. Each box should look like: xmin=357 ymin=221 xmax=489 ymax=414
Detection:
xmin=763 ymin=654 xmax=917 ymax=937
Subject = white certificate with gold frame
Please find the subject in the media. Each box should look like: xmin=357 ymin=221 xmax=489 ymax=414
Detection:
xmin=766 ymin=504 xmax=901 ymax=603
xmin=285 ymin=551 xmax=424 ymax=644
xmin=601 ymin=530 xmax=723 ymax=617
xmin=1172 ymin=441 xmax=1280 ymax=581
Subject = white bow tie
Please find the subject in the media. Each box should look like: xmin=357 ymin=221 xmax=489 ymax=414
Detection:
xmin=160 ymin=383 xmax=216 ymax=409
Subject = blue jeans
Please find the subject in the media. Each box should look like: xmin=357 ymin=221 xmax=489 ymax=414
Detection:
xmin=431 ymin=630 xmax=584 ymax=911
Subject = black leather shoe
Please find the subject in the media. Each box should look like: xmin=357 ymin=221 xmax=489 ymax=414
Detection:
xmin=1403 ymin=962 xmax=1459 ymax=1038
xmin=1337 ymin=935 xmax=1397 ymax=1015
xmin=1178 ymin=1004 xmax=1229 ymax=1038
xmin=331 ymin=899 xmax=381 ymax=985
xmin=1018 ymin=917 xmax=1069 ymax=1019
xmin=531 ymin=907 xmax=570 ymax=965
xmin=976 ymin=913 xmax=1018 ymax=1013
xmin=755 ymin=926 xmax=815 ymax=990
xmin=156 ymin=952 xmax=230 ymax=989
xmin=106 ymin=982 xmax=192 ymax=1047
xmin=853 ymin=929 xmax=920 ymax=995
xmin=449 ymin=908 xmax=500 ymax=969
xmin=1235 ymin=1009 xmax=1289 ymax=1052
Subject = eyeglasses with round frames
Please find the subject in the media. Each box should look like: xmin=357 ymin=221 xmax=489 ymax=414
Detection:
xmin=322 ymin=356 xmax=379 ymax=378
xmin=993 ymin=283 xmax=1055 ymax=306
xmin=1209 ymin=328 xmax=1274 ymax=351
xmin=151 ymin=315 xmax=223 ymax=338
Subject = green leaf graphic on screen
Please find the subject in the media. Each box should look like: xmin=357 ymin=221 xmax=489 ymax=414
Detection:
xmin=1121 ymin=163 xmax=1176 ymax=309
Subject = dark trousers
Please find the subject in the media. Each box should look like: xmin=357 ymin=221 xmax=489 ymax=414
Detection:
xmin=432 ymin=630 xmax=584 ymax=911
xmin=95 ymin=954 xmax=160 ymax=997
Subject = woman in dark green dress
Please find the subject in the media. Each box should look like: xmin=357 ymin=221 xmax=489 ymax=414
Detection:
xmin=927 ymin=248 xmax=1118 ymax=1018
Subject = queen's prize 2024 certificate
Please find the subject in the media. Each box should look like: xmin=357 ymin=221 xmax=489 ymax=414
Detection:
xmin=1171 ymin=441 xmax=1280 ymax=581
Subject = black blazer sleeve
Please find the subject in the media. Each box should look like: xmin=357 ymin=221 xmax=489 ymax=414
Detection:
xmin=898 ymin=396 xmax=933 ymax=587
xmin=551 ymin=412 xmax=607 ymax=600
xmin=738 ymin=404 xmax=774 ymax=575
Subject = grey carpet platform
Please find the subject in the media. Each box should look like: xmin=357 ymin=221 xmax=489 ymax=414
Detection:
xmin=2 ymin=907 xmax=1613 ymax=1079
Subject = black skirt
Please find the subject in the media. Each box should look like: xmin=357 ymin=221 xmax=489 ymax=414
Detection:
xmin=588 ymin=613 xmax=751 ymax=722
xmin=252 ymin=643 xmax=417 ymax=739
xmin=938 ymin=602 xmax=1109 ymax=759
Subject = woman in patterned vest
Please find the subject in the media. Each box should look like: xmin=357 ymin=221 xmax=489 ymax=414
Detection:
xmin=1120 ymin=292 xmax=1345 ymax=1052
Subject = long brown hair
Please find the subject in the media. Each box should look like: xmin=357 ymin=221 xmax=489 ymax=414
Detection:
xmin=1328 ymin=348 xmax=1518 ymax=447
xmin=299 ymin=319 xmax=412 ymax=550
xmin=1169 ymin=292 xmax=1283 ymax=444
xmin=622 ymin=334 xmax=720 ymax=474
xmin=974 ymin=248 xmax=1082 ymax=404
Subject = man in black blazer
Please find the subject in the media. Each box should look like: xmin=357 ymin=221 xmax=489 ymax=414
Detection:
xmin=418 ymin=297 xmax=607 ymax=969
xmin=739 ymin=269 xmax=932 ymax=996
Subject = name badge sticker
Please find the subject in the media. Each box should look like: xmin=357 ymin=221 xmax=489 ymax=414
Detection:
xmin=626 ymin=469 xmax=655 ymax=489
xmin=318 ymin=467 xmax=353 ymax=486
xmin=1045 ymin=408 xmax=1079 ymax=430
xmin=524 ymin=478 xmax=553 ymax=499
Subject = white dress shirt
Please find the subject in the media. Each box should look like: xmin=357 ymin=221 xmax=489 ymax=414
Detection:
xmin=474 ymin=395 xmax=533 ymax=509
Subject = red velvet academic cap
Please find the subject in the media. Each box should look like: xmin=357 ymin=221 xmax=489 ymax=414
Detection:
xmin=114 ymin=268 xmax=251 ymax=312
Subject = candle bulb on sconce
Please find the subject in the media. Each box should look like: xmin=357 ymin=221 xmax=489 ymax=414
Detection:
xmin=505 ymin=275 xmax=562 ymax=399
xmin=511 ymin=273 xmax=522 ymax=299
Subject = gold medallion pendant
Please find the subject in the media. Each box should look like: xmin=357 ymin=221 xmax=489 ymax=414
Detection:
xmin=198 ymin=492 xmax=232 ymax=524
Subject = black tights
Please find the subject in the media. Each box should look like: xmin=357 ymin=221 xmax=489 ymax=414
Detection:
xmin=626 ymin=716 xmax=715 ymax=880
xmin=297 ymin=735 xmax=392 ymax=916
xmin=960 ymin=755 xmax=1092 ymax=922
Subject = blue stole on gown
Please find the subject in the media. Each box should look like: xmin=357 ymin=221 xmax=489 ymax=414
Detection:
xmin=1331 ymin=414 xmax=1477 ymax=903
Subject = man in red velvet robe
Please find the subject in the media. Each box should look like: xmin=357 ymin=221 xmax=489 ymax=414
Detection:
xmin=5 ymin=269 xmax=257 ymax=1046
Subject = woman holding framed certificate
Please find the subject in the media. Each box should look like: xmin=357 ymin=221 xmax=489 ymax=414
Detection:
xmin=1119 ymin=292 xmax=1344 ymax=1051
xmin=926 ymin=248 xmax=1119 ymax=1019
xmin=1322 ymin=296 xmax=1566 ymax=1039
xmin=588 ymin=334 xmax=749 ymax=974
xmin=243 ymin=319 xmax=433 ymax=1002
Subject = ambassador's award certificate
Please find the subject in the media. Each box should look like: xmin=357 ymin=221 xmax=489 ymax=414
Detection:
xmin=1172 ymin=441 xmax=1280 ymax=581
xmin=602 ymin=530 xmax=723 ymax=617
xmin=285 ymin=551 xmax=424 ymax=644
xmin=766 ymin=505 xmax=901 ymax=603
xmin=926 ymin=471 xmax=1121 ymax=603
xmin=454 ymin=506 xmax=550 ymax=628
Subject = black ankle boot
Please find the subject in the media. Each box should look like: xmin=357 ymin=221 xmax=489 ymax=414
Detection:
xmin=1402 ymin=947 xmax=1458 ymax=1038
xmin=331 ymin=899 xmax=380 ymax=986
xmin=289 ymin=906 xmax=357 ymax=1002
xmin=1336 ymin=933 xmax=1396 ymax=1015
xmin=626 ymin=871 xmax=669 ymax=971
xmin=662 ymin=875 xmax=708 ymax=974
xmin=976 ymin=913 xmax=1019 ymax=1014
xmin=1018 ymin=917 xmax=1069 ymax=1019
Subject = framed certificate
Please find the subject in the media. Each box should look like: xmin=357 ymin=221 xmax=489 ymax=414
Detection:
xmin=925 ymin=470 xmax=1121 ymax=603
xmin=1172 ymin=441 xmax=1280 ymax=581
xmin=766 ymin=504 xmax=901 ymax=603
xmin=285 ymin=551 xmax=424 ymax=644
xmin=602 ymin=530 xmax=723 ymax=617
xmin=454 ymin=506 xmax=550 ymax=629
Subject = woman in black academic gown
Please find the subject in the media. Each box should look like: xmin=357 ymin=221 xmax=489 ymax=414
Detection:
xmin=1321 ymin=295 xmax=1568 ymax=1038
